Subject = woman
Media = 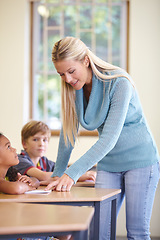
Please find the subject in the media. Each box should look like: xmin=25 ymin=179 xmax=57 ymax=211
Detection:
xmin=45 ymin=36 xmax=159 ymax=240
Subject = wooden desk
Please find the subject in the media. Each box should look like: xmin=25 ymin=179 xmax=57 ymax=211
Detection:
xmin=0 ymin=187 xmax=121 ymax=240
xmin=0 ymin=202 xmax=94 ymax=240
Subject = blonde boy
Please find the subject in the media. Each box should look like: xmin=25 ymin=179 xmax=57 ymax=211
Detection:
xmin=15 ymin=120 xmax=96 ymax=182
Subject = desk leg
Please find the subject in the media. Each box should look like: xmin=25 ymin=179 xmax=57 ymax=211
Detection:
xmin=93 ymin=197 xmax=117 ymax=240
xmin=110 ymin=198 xmax=117 ymax=240
xmin=91 ymin=201 xmax=100 ymax=240
xmin=74 ymin=229 xmax=88 ymax=240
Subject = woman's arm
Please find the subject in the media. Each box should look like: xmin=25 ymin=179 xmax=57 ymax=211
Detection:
xmin=51 ymin=129 xmax=74 ymax=178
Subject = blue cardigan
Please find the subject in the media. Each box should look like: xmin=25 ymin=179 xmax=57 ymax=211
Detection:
xmin=51 ymin=71 xmax=159 ymax=182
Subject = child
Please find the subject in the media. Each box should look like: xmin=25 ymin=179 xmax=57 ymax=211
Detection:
xmin=14 ymin=120 xmax=96 ymax=182
xmin=0 ymin=133 xmax=39 ymax=194
xmin=0 ymin=133 xmax=72 ymax=240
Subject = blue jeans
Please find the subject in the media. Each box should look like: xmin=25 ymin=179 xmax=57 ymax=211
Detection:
xmin=95 ymin=163 xmax=159 ymax=240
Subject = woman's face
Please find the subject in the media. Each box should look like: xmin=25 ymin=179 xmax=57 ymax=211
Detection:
xmin=54 ymin=57 xmax=92 ymax=90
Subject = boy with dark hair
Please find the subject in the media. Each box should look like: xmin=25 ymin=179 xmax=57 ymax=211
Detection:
xmin=0 ymin=133 xmax=39 ymax=194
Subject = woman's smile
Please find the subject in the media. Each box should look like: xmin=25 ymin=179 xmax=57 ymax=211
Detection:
xmin=54 ymin=59 xmax=92 ymax=90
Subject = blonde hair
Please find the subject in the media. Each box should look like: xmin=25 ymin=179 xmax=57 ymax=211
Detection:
xmin=21 ymin=120 xmax=51 ymax=144
xmin=52 ymin=36 xmax=128 ymax=146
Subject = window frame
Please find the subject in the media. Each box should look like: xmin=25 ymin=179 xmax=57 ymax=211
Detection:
xmin=29 ymin=0 xmax=130 ymax=137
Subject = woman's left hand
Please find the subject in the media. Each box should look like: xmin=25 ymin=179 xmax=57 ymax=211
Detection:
xmin=45 ymin=174 xmax=74 ymax=192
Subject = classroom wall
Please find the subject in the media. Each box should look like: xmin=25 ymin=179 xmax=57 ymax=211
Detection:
xmin=0 ymin=0 xmax=30 ymax=149
xmin=0 ymin=0 xmax=160 ymax=237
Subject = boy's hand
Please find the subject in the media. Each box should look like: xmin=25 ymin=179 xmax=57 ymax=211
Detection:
xmin=26 ymin=185 xmax=37 ymax=191
xmin=40 ymin=176 xmax=59 ymax=186
xmin=78 ymin=171 xmax=97 ymax=182
xmin=18 ymin=174 xmax=32 ymax=184
xmin=18 ymin=173 xmax=40 ymax=188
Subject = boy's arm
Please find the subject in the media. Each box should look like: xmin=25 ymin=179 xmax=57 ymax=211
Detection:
xmin=77 ymin=171 xmax=97 ymax=182
xmin=0 ymin=179 xmax=37 ymax=195
xmin=26 ymin=167 xmax=53 ymax=181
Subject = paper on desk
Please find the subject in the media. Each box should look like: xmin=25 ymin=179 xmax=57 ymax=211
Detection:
xmin=25 ymin=189 xmax=51 ymax=195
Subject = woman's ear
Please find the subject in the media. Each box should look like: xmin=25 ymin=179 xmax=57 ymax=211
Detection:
xmin=83 ymin=56 xmax=90 ymax=67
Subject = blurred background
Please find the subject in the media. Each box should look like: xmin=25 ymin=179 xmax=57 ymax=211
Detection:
xmin=0 ymin=0 xmax=160 ymax=238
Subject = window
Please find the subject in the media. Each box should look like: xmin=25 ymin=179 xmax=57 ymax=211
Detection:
xmin=30 ymin=0 xmax=129 ymax=134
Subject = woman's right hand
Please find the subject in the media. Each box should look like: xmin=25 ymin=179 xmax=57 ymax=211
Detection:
xmin=45 ymin=174 xmax=74 ymax=192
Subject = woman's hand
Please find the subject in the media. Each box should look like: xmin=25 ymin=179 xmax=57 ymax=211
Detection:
xmin=45 ymin=174 xmax=74 ymax=192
